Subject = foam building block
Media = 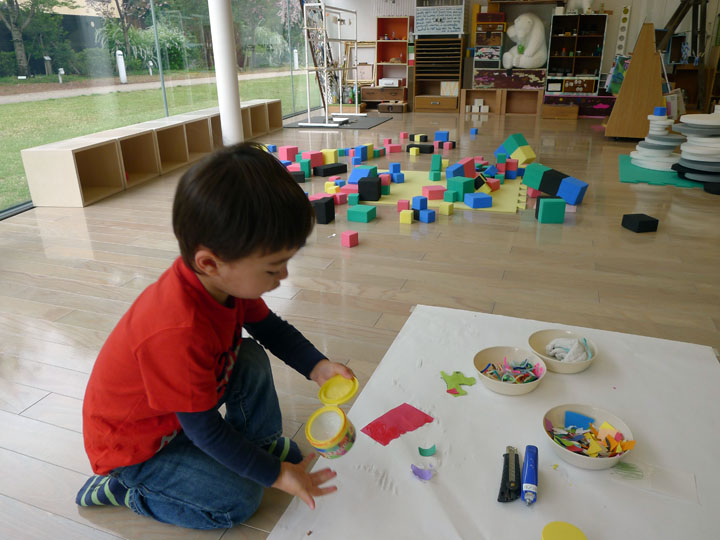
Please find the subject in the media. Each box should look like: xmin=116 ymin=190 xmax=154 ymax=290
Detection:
xmin=347 ymin=205 xmax=376 ymax=223
xmin=431 ymin=154 xmax=443 ymax=172
xmin=341 ymin=230 xmax=359 ymax=247
xmin=379 ymin=173 xmax=392 ymax=186
xmin=397 ymin=199 xmax=410 ymax=212
xmin=348 ymin=193 xmax=360 ymax=205
xmin=287 ymin=162 xmax=301 ymax=173
xmin=495 ymin=133 xmax=536 ymax=166
xmin=439 ymin=202 xmax=454 ymax=215
xmin=280 ymin=159 xmax=292 ymax=166
xmin=359 ymin=177 xmax=382 ymax=201
xmin=434 ymin=130 xmax=449 ymax=142
xmin=340 ymin=184 xmax=359 ymax=194
xmin=470 ymin=128 xmax=478 ymax=135
xmin=433 ymin=141 xmax=441 ymax=151
xmin=386 ymin=143 xmax=402 ymax=153
xmin=447 ymin=177 xmax=474 ymax=197
xmin=399 ymin=209 xmax=413 ymax=224
xmin=522 ymin=163 xmax=551 ymax=191
xmin=311 ymin=196 xmax=335 ymax=224
xmin=484 ymin=164 xmax=498 ymax=177
xmin=527 ymin=187 xmax=542 ymax=198
xmin=352 ymin=156 xmax=362 ymax=166
xmin=497 ymin=163 xmax=506 ymax=173
xmin=622 ymin=213 xmax=659 ymax=233
xmin=333 ymin=192 xmax=348 ymax=205
xmin=478 ymin=184 xmax=492 ymax=194
xmin=486 ymin=178 xmax=500 ymax=192
xmin=366 ymin=143 xmax=374 ymax=156
xmin=474 ymin=175 xmax=486 ymax=190
xmin=334 ymin=179 xmax=346 ymax=187
xmin=354 ymin=145 xmax=368 ymax=161
xmin=381 ymin=184 xmax=391 ymax=196
xmin=289 ymin=170 xmax=305 ymax=183
xmin=412 ymin=134 xmax=428 ymax=142
xmin=442 ymin=159 xmax=449 ymax=168
xmin=348 ymin=165 xmax=377 ymax=184
xmin=314 ymin=163 xmax=348 ymax=177
xmin=302 ymin=151 xmax=324 ymax=168
xmin=536 ymin=197 xmax=566 ymax=224
xmin=429 ymin=170 xmax=442 ymax=181
xmin=410 ymin=147 xmax=420 ymax=156
xmin=419 ymin=209 xmax=436 ymax=223
xmin=389 ymin=162 xmax=401 ymax=174
xmin=444 ymin=190 xmax=459 ymax=202
xmin=266 ymin=144 xmax=277 ymax=152
xmin=324 ymin=181 xmax=339 ymax=194
xmin=279 ymin=145 xmax=298 ymax=162
xmin=556 ymin=177 xmax=589 ymax=205
xmin=373 ymin=149 xmax=382 ymax=159
xmin=400 ymin=131 xmax=409 ymax=139
xmin=464 ymin=193 xmax=492 ymax=209
xmin=459 ymin=157 xmax=476 ymax=178
xmin=407 ymin=143 xmax=435 ymax=154
xmin=443 ymin=142 xmax=453 ymax=150
xmin=338 ymin=148 xmax=346 ymax=157
xmin=539 ymin=169 xmax=565 ymax=196
xmin=422 ymin=185 xmax=446 ymax=200
xmin=391 ymin=172 xmax=405 ymax=183
xmin=412 ymin=196 xmax=428 ymax=211
xmin=299 ymin=159 xmax=312 ymax=178
xmin=496 ymin=153 xmax=507 ymax=164
xmin=445 ymin=163 xmax=466 ymax=179
xmin=321 ymin=149 xmax=339 ymax=164
xmin=383 ymin=138 xmax=392 ymax=145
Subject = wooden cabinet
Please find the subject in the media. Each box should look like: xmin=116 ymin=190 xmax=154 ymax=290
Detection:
xmin=376 ymin=17 xmax=413 ymax=89
xmin=413 ymin=37 xmax=463 ymax=112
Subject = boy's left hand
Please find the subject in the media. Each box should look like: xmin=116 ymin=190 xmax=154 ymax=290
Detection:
xmin=310 ymin=359 xmax=355 ymax=387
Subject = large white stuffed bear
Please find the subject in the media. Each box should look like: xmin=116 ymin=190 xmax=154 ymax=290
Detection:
xmin=566 ymin=0 xmax=592 ymax=14
xmin=502 ymin=13 xmax=548 ymax=69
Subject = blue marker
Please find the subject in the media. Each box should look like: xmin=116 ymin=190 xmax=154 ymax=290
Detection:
xmin=521 ymin=445 xmax=538 ymax=505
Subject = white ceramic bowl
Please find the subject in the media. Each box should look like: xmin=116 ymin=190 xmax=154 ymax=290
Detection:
xmin=527 ymin=329 xmax=598 ymax=374
xmin=473 ymin=346 xmax=546 ymax=396
xmin=543 ymin=403 xmax=635 ymax=470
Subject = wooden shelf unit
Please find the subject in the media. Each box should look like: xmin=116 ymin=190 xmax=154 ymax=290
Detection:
xmin=460 ymin=88 xmax=544 ymax=115
xmin=375 ymin=16 xmax=414 ymax=90
xmin=414 ymin=36 xmax=463 ymax=112
xmin=546 ymin=14 xmax=607 ymax=97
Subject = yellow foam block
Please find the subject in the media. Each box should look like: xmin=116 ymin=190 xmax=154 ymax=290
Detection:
xmin=322 ymin=149 xmax=339 ymax=165
xmin=413 ymin=134 xmax=426 ymax=142
xmin=410 ymin=147 xmax=420 ymax=156
xmin=478 ymin=184 xmax=492 ymax=194
xmin=442 ymin=159 xmax=449 ymax=168
xmin=439 ymin=202 xmax=454 ymax=215
xmin=365 ymin=143 xmax=374 ymax=156
xmin=511 ymin=145 xmax=536 ymax=166
xmin=399 ymin=209 xmax=414 ymax=224
xmin=325 ymin=184 xmax=340 ymax=194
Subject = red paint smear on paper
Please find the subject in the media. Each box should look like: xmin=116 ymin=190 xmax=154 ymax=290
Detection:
xmin=447 ymin=388 xmax=459 ymax=395
xmin=361 ymin=403 xmax=434 ymax=446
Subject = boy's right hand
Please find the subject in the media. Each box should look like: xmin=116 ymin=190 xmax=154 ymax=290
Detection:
xmin=271 ymin=453 xmax=337 ymax=509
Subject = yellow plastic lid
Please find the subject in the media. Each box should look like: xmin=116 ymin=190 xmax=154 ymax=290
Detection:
xmin=318 ymin=375 xmax=359 ymax=406
xmin=542 ymin=522 xmax=588 ymax=540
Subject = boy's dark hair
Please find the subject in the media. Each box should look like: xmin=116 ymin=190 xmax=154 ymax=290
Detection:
xmin=173 ymin=142 xmax=315 ymax=270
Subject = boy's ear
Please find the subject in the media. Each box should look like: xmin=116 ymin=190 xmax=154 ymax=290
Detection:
xmin=194 ymin=247 xmax=222 ymax=276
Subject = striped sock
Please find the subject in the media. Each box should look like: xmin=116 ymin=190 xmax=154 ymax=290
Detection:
xmin=265 ymin=437 xmax=303 ymax=464
xmin=75 ymin=475 xmax=130 ymax=508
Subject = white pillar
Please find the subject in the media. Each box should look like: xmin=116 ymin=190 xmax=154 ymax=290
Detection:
xmin=208 ymin=0 xmax=244 ymax=145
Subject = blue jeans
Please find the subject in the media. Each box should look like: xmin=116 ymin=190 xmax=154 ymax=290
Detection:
xmin=111 ymin=339 xmax=283 ymax=529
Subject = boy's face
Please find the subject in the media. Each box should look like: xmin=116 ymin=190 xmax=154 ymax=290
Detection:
xmin=195 ymin=247 xmax=298 ymax=304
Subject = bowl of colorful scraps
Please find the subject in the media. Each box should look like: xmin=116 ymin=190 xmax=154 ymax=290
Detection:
xmin=543 ymin=404 xmax=636 ymax=470
xmin=473 ymin=346 xmax=546 ymax=396
xmin=527 ymin=329 xmax=598 ymax=374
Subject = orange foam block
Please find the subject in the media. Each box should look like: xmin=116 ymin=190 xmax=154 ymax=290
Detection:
xmin=341 ymin=230 xmax=359 ymax=247
xmin=422 ymin=185 xmax=446 ymax=200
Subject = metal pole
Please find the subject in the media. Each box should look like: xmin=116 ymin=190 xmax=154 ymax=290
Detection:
xmin=322 ymin=1 xmax=329 ymax=124
xmin=149 ymin=0 xmax=169 ymax=116
xmin=287 ymin=0 xmax=296 ymax=114
xmin=354 ymin=14 xmax=358 ymax=115
xmin=304 ymin=2 xmax=312 ymax=123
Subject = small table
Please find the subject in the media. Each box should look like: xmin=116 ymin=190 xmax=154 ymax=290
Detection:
xmin=269 ymin=306 xmax=720 ymax=539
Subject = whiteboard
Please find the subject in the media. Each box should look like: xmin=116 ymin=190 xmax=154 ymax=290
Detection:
xmin=415 ymin=6 xmax=464 ymax=35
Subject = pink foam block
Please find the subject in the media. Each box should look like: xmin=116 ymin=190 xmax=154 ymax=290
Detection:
xmin=308 ymin=193 xmax=329 ymax=201
xmin=383 ymin=138 xmax=393 ymax=145
xmin=527 ymin=187 xmax=542 ymax=198
xmin=433 ymin=141 xmax=441 ymax=150
xmin=341 ymin=230 xmax=359 ymax=247
xmin=379 ymin=173 xmax=392 ymax=186
xmin=486 ymin=178 xmax=500 ymax=192
xmin=302 ymin=151 xmax=324 ymax=168
xmin=443 ymin=142 xmax=453 ymax=150
xmin=287 ymin=163 xmax=301 ymax=172
xmin=422 ymin=185 xmax=447 ymax=200
xmin=329 ymin=175 xmax=342 ymax=182
xmin=333 ymin=192 xmax=348 ymax=205
xmin=400 ymin=131 xmax=409 ymax=139
xmin=497 ymin=162 xmax=506 ymax=173
xmin=458 ymin=157 xmax=475 ymax=178
xmin=566 ymin=204 xmax=577 ymax=213
xmin=278 ymin=145 xmax=298 ymax=162
xmin=349 ymin=148 xmax=355 ymax=158
xmin=397 ymin=199 xmax=410 ymax=212
xmin=340 ymin=184 xmax=359 ymax=194
xmin=506 ymin=158 xmax=519 ymax=172
xmin=474 ymin=156 xmax=485 ymax=163
xmin=386 ymin=143 xmax=402 ymax=153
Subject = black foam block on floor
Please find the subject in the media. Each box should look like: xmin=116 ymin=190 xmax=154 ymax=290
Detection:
xmin=539 ymin=169 xmax=566 ymax=196
xmin=290 ymin=171 xmax=306 ymax=183
xmin=406 ymin=143 xmax=435 ymax=154
xmin=474 ymin=175 xmax=486 ymax=190
xmin=313 ymin=163 xmax=347 ymax=177
xmin=311 ymin=196 xmax=335 ymax=224
xmin=621 ymin=213 xmax=658 ymax=233
xmin=358 ymin=177 xmax=381 ymax=201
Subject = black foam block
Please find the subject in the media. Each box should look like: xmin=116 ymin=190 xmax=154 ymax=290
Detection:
xmin=290 ymin=171 xmax=306 ymax=183
xmin=413 ymin=208 xmax=421 ymax=221
xmin=311 ymin=196 xmax=335 ymax=224
xmin=313 ymin=162 xmax=347 ymax=177
xmin=358 ymin=177 xmax=381 ymax=201
xmin=406 ymin=143 xmax=435 ymax=154
xmin=539 ymin=169 xmax=566 ymax=196
xmin=474 ymin=175 xmax=486 ymax=190
xmin=621 ymin=213 xmax=658 ymax=233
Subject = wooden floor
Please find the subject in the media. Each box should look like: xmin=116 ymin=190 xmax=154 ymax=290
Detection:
xmin=1 ymin=111 xmax=719 ymax=539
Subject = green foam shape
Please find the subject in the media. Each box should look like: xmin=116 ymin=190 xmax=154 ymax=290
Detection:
xmin=441 ymin=370 xmax=477 ymax=397
xmin=617 ymin=155 xmax=702 ymax=188
xmin=418 ymin=444 xmax=437 ymax=457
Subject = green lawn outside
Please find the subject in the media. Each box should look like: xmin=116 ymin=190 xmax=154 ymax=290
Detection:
xmin=0 ymin=74 xmax=321 ymax=211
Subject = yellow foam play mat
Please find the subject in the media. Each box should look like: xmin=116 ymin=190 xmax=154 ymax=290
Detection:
xmin=374 ymin=169 xmax=527 ymax=214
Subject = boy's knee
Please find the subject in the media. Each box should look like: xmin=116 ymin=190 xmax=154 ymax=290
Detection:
xmin=238 ymin=339 xmax=273 ymax=379
xmin=227 ymin=484 xmax=264 ymax=525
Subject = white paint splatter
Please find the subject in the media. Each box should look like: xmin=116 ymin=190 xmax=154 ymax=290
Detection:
xmin=354 ymin=463 xmax=399 ymax=495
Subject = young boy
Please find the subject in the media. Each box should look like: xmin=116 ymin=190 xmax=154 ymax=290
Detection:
xmin=76 ymin=142 xmax=354 ymax=529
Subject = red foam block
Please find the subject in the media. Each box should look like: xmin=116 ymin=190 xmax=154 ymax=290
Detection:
xmin=341 ymin=230 xmax=358 ymax=247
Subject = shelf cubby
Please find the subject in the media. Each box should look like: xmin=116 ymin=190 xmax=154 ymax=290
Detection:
xmin=184 ymin=118 xmax=213 ymax=162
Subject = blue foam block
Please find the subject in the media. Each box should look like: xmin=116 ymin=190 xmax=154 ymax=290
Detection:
xmin=389 ymin=162 xmax=401 ymax=174
xmin=391 ymin=172 xmax=405 ymax=183
xmin=280 ymin=160 xmax=292 ymax=166
xmin=348 ymin=168 xmax=373 ymax=184
xmin=505 ymin=169 xmax=518 ymax=180
xmin=419 ymin=209 xmax=436 ymax=223
xmin=267 ymin=144 xmax=277 ymax=152
xmin=556 ymin=176 xmax=589 ymax=205
xmin=434 ymin=130 xmax=449 ymax=142
xmin=464 ymin=193 xmax=492 ymax=208
xmin=352 ymin=156 xmax=362 ymax=166
xmin=334 ymin=179 xmax=346 ymax=187
xmin=411 ymin=196 xmax=428 ymax=211
xmin=470 ymin=128 xmax=478 ymax=135
xmin=517 ymin=168 xmax=526 ymax=177
xmin=445 ymin=163 xmax=465 ymax=179
xmin=565 ymin=411 xmax=594 ymax=430
xmin=493 ymin=144 xmax=508 ymax=160
xmin=484 ymin=164 xmax=498 ymax=177
xmin=355 ymin=145 xmax=368 ymax=161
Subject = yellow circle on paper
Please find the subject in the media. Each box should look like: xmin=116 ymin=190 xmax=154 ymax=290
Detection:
xmin=542 ymin=522 xmax=588 ymax=540
xmin=318 ymin=375 xmax=358 ymax=405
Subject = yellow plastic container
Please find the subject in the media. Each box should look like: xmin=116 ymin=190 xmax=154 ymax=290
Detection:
xmin=305 ymin=375 xmax=358 ymax=459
